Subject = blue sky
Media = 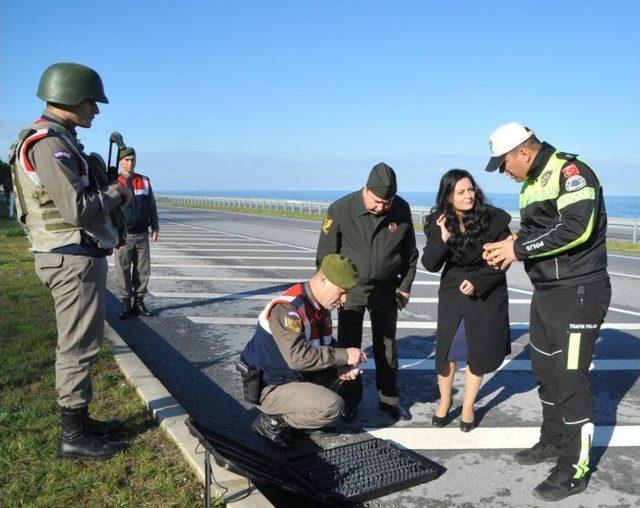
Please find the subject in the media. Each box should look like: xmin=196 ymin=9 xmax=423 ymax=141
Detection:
xmin=2 ymin=0 xmax=639 ymax=195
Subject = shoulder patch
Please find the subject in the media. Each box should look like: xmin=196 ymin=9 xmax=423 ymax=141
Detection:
xmin=284 ymin=312 xmax=303 ymax=333
xmin=322 ymin=217 xmax=333 ymax=235
xmin=562 ymin=163 xmax=580 ymax=178
xmin=557 ymin=152 xmax=578 ymax=161
xmin=565 ymin=175 xmax=587 ymax=192
xmin=540 ymin=170 xmax=553 ymax=187
xmin=53 ymin=151 xmax=72 ymax=160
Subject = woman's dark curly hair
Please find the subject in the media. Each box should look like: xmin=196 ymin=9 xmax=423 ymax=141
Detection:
xmin=431 ymin=169 xmax=491 ymax=254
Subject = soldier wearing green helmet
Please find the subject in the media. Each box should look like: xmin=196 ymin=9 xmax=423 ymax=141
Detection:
xmin=8 ymin=62 xmax=131 ymax=460
xmin=37 ymin=62 xmax=110 ymax=106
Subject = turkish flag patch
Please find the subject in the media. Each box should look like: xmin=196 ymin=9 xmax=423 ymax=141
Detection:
xmin=562 ymin=163 xmax=580 ymax=178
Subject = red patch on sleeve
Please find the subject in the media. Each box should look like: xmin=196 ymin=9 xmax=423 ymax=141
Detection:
xmin=562 ymin=163 xmax=580 ymax=178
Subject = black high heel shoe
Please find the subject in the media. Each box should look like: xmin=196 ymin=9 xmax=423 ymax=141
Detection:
xmin=460 ymin=417 xmax=475 ymax=432
xmin=431 ymin=400 xmax=453 ymax=428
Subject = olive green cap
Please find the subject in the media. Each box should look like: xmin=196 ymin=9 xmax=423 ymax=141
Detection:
xmin=320 ymin=254 xmax=359 ymax=290
xmin=119 ymin=147 xmax=136 ymax=160
xmin=37 ymin=62 xmax=109 ymax=106
xmin=366 ymin=162 xmax=397 ymax=199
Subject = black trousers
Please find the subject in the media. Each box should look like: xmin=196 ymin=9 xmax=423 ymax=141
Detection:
xmin=529 ymin=278 xmax=611 ymax=477
xmin=337 ymin=286 xmax=399 ymax=407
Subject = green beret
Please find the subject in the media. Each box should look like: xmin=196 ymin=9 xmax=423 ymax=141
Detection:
xmin=320 ymin=254 xmax=359 ymax=290
xmin=366 ymin=162 xmax=397 ymax=199
xmin=119 ymin=147 xmax=136 ymax=160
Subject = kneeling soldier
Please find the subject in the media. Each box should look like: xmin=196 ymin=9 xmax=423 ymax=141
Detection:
xmin=240 ymin=254 xmax=367 ymax=448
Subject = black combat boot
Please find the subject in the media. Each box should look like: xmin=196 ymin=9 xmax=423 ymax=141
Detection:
xmin=58 ymin=407 xmax=125 ymax=460
xmin=118 ymin=298 xmax=133 ymax=320
xmin=251 ymin=413 xmax=291 ymax=448
xmin=133 ymin=297 xmax=153 ymax=317
xmin=81 ymin=406 xmax=124 ymax=439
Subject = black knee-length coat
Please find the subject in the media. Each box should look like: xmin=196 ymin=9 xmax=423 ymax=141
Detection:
xmin=421 ymin=206 xmax=512 ymax=375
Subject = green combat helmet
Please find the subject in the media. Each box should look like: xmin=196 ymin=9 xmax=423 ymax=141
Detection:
xmin=37 ymin=62 xmax=109 ymax=105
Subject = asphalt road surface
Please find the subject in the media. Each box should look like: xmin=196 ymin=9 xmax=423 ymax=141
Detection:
xmin=106 ymin=205 xmax=640 ymax=507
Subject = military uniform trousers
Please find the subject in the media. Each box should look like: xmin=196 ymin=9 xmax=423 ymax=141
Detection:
xmin=337 ymin=286 xmax=399 ymax=407
xmin=530 ymin=278 xmax=611 ymax=477
xmin=114 ymin=232 xmax=150 ymax=299
xmin=34 ymin=253 xmax=108 ymax=408
xmin=259 ymin=378 xmax=344 ymax=429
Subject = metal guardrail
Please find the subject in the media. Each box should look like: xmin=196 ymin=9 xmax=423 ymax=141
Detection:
xmin=156 ymin=194 xmax=640 ymax=243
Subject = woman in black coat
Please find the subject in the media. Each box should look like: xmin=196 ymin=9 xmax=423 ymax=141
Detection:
xmin=422 ymin=169 xmax=511 ymax=431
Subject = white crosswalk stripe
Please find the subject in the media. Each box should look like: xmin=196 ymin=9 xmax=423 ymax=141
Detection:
xmin=365 ymin=426 xmax=640 ymax=449
xmin=185 ymin=316 xmax=640 ymax=330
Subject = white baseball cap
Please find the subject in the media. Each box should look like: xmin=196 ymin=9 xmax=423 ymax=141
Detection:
xmin=485 ymin=122 xmax=534 ymax=172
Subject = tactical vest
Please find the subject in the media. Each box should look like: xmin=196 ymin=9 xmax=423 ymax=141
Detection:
xmin=8 ymin=118 xmax=120 ymax=252
xmin=241 ymin=283 xmax=333 ymax=386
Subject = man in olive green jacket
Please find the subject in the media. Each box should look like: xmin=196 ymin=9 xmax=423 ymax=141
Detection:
xmin=316 ymin=162 xmax=418 ymax=422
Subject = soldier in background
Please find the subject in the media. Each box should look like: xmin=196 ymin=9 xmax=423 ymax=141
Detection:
xmin=316 ymin=162 xmax=418 ymax=422
xmin=113 ymin=147 xmax=159 ymax=319
xmin=8 ymin=62 xmax=130 ymax=459
xmin=1 ymin=157 xmax=15 ymax=218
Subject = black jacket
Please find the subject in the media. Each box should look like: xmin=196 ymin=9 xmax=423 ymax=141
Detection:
xmin=316 ymin=189 xmax=418 ymax=293
xmin=513 ymin=143 xmax=608 ymax=290
xmin=422 ymin=206 xmax=512 ymax=375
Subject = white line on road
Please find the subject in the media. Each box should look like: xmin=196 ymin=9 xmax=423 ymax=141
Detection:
xmin=152 ymin=256 xmax=316 ymax=260
xmin=150 ymin=255 xmax=316 ymax=260
xmin=157 ymin=218 xmax=640 ymax=317
xmin=609 ymin=253 xmax=640 ymax=260
xmin=150 ymin=248 xmax=308 ymax=253
xmin=157 ymin=236 xmax=252 ymax=240
xmin=609 ymin=271 xmax=640 ymax=280
xmin=151 ymin=291 xmax=278 ymax=300
xmin=185 ymin=316 xmax=640 ymax=330
xmin=112 ymin=263 xmax=314 ymax=270
xmin=149 ymin=291 xmax=532 ymax=304
xmin=364 ymin=426 xmax=640 ymax=449
xmin=160 ymin=219 xmax=316 ymax=252
xmin=154 ymin=276 xmax=304 ymax=283
xmin=361 ymin=358 xmax=640 ymax=371
xmin=158 ymin=242 xmax=280 ymax=247
xmin=152 ymin=275 xmax=439 ymax=285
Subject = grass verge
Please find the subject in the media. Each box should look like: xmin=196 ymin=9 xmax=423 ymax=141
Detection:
xmin=606 ymin=240 xmax=640 ymax=255
xmin=159 ymin=199 xmax=640 ymax=255
xmin=0 ymin=211 xmax=206 ymax=507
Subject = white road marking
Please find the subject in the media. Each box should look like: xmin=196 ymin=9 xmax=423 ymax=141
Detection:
xmin=158 ymin=242 xmax=279 ymax=247
xmin=112 ymin=263 xmax=314 ymax=270
xmin=151 ymin=291 xmax=277 ymax=300
xmin=149 ymin=291 xmax=531 ymax=304
xmin=361 ymin=358 xmax=640 ymax=371
xmin=150 ymin=255 xmax=316 ymax=260
xmin=157 ymin=236 xmax=251 ymax=240
xmin=609 ymin=271 xmax=640 ymax=280
xmin=152 ymin=275 xmax=439 ymax=285
xmin=609 ymin=253 xmax=640 ymax=260
xmin=157 ymin=218 xmax=640 ymax=316
xmin=155 ymin=276 xmax=304 ymax=283
xmin=185 ymin=316 xmax=640 ymax=330
xmin=160 ymin=206 xmax=322 ymax=225
xmin=160 ymin=219 xmax=316 ymax=251
xmin=150 ymin=248 xmax=308 ymax=253
xmin=364 ymin=426 xmax=640 ymax=449
xmin=152 ymin=253 xmax=316 ymax=260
